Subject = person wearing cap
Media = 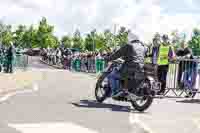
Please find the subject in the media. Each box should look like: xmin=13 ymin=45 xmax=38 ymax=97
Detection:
xmin=152 ymin=34 xmax=162 ymax=64
xmin=156 ymin=34 xmax=175 ymax=94
xmin=105 ymin=31 xmax=147 ymax=98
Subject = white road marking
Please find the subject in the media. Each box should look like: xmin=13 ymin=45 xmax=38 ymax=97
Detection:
xmin=194 ymin=119 xmax=200 ymax=130
xmin=129 ymin=113 xmax=154 ymax=133
xmin=0 ymin=93 xmax=14 ymax=102
xmin=33 ymin=83 xmax=39 ymax=91
xmin=8 ymin=122 xmax=98 ymax=133
xmin=0 ymin=83 xmax=39 ymax=103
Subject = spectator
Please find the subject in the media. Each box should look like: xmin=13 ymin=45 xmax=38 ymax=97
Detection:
xmin=156 ymin=35 xmax=175 ymax=94
xmin=6 ymin=44 xmax=15 ymax=73
xmin=176 ymin=41 xmax=197 ymax=97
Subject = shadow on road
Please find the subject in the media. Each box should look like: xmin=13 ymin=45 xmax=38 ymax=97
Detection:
xmin=71 ymin=99 xmax=132 ymax=112
xmin=176 ymin=99 xmax=200 ymax=104
xmin=71 ymin=99 xmax=148 ymax=114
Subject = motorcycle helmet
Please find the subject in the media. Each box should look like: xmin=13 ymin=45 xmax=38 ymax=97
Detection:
xmin=128 ymin=31 xmax=140 ymax=43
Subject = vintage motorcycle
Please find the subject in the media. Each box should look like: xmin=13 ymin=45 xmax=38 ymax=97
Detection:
xmin=95 ymin=59 xmax=161 ymax=112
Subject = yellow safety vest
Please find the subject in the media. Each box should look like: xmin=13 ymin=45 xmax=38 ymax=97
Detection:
xmin=157 ymin=44 xmax=170 ymax=65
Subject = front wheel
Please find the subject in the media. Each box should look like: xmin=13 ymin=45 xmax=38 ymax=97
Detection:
xmin=95 ymin=73 xmax=110 ymax=103
xmin=95 ymin=85 xmax=109 ymax=103
xmin=131 ymin=96 xmax=153 ymax=112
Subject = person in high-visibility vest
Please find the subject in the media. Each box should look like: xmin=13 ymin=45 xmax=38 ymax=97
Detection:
xmin=156 ymin=34 xmax=175 ymax=94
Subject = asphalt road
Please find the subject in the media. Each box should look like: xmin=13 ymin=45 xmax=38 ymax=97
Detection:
xmin=0 ymin=57 xmax=200 ymax=133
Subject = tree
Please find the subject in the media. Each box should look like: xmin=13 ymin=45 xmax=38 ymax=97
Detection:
xmin=95 ymin=33 xmax=107 ymax=51
xmin=1 ymin=24 xmax=13 ymax=46
xmin=116 ymin=26 xmax=128 ymax=46
xmin=72 ymin=29 xmax=83 ymax=50
xmin=46 ymin=35 xmax=59 ymax=48
xmin=84 ymin=34 xmax=93 ymax=51
xmin=189 ymin=28 xmax=200 ymax=49
xmin=103 ymin=29 xmax=116 ymax=50
xmin=61 ymin=35 xmax=72 ymax=48
xmin=84 ymin=29 xmax=109 ymax=52
xmin=36 ymin=17 xmax=55 ymax=48
xmin=0 ymin=21 xmax=6 ymax=43
xmin=13 ymin=25 xmax=26 ymax=47
xmin=21 ymin=25 xmax=36 ymax=48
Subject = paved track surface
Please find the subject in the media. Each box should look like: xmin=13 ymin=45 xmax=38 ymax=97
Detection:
xmin=0 ymin=57 xmax=200 ymax=133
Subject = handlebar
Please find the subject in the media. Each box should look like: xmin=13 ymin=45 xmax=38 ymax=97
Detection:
xmin=111 ymin=59 xmax=124 ymax=64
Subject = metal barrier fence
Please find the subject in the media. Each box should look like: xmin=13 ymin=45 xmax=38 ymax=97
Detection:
xmin=64 ymin=57 xmax=106 ymax=73
xmin=0 ymin=54 xmax=28 ymax=72
xmin=165 ymin=58 xmax=200 ymax=97
xmin=13 ymin=54 xmax=29 ymax=70
xmin=42 ymin=55 xmax=107 ymax=73
xmin=42 ymin=55 xmax=200 ymax=98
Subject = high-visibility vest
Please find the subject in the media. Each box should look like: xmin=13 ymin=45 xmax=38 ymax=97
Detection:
xmin=157 ymin=44 xmax=170 ymax=65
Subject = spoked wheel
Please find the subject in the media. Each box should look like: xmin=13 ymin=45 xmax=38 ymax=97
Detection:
xmin=95 ymin=76 xmax=110 ymax=103
xmin=131 ymin=96 xmax=153 ymax=112
xmin=95 ymin=86 xmax=108 ymax=103
xmin=130 ymin=79 xmax=153 ymax=112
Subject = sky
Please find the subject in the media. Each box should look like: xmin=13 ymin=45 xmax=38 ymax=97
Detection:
xmin=0 ymin=0 xmax=200 ymax=42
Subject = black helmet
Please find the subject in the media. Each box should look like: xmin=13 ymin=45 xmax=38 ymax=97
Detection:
xmin=162 ymin=34 xmax=169 ymax=40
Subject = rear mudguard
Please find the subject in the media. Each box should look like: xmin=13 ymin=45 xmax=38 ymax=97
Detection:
xmin=145 ymin=76 xmax=156 ymax=96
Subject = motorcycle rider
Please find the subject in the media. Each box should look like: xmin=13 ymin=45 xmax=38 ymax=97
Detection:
xmin=105 ymin=31 xmax=147 ymax=97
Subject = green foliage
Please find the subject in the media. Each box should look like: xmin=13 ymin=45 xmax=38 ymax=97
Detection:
xmin=2 ymin=17 xmax=200 ymax=55
xmin=189 ymin=28 xmax=200 ymax=49
xmin=61 ymin=35 xmax=72 ymax=48
xmin=95 ymin=33 xmax=107 ymax=51
xmin=84 ymin=30 xmax=107 ymax=52
xmin=84 ymin=34 xmax=94 ymax=51
xmin=22 ymin=25 xmax=38 ymax=48
xmin=1 ymin=24 xmax=13 ymax=46
xmin=103 ymin=29 xmax=115 ymax=49
xmin=14 ymin=25 xmax=26 ymax=47
xmin=36 ymin=17 xmax=56 ymax=48
xmin=72 ymin=29 xmax=83 ymax=50
xmin=116 ymin=26 xmax=128 ymax=46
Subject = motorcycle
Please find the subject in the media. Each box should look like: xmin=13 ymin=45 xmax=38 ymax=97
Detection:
xmin=95 ymin=59 xmax=161 ymax=112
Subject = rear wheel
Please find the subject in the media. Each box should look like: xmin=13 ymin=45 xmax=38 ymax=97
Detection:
xmin=131 ymin=79 xmax=153 ymax=112
xmin=131 ymin=96 xmax=153 ymax=112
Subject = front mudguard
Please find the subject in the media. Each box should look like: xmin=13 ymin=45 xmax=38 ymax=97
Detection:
xmin=96 ymin=72 xmax=110 ymax=88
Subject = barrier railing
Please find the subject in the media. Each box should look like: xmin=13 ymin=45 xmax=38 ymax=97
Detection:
xmin=42 ymin=55 xmax=200 ymax=98
xmin=0 ymin=54 xmax=28 ymax=72
xmin=67 ymin=57 xmax=106 ymax=73
xmin=164 ymin=58 xmax=200 ymax=97
xmin=14 ymin=54 xmax=29 ymax=70
xmin=42 ymin=55 xmax=107 ymax=73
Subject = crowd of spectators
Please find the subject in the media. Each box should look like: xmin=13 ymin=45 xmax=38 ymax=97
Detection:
xmin=41 ymin=48 xmax=112 ymax=73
